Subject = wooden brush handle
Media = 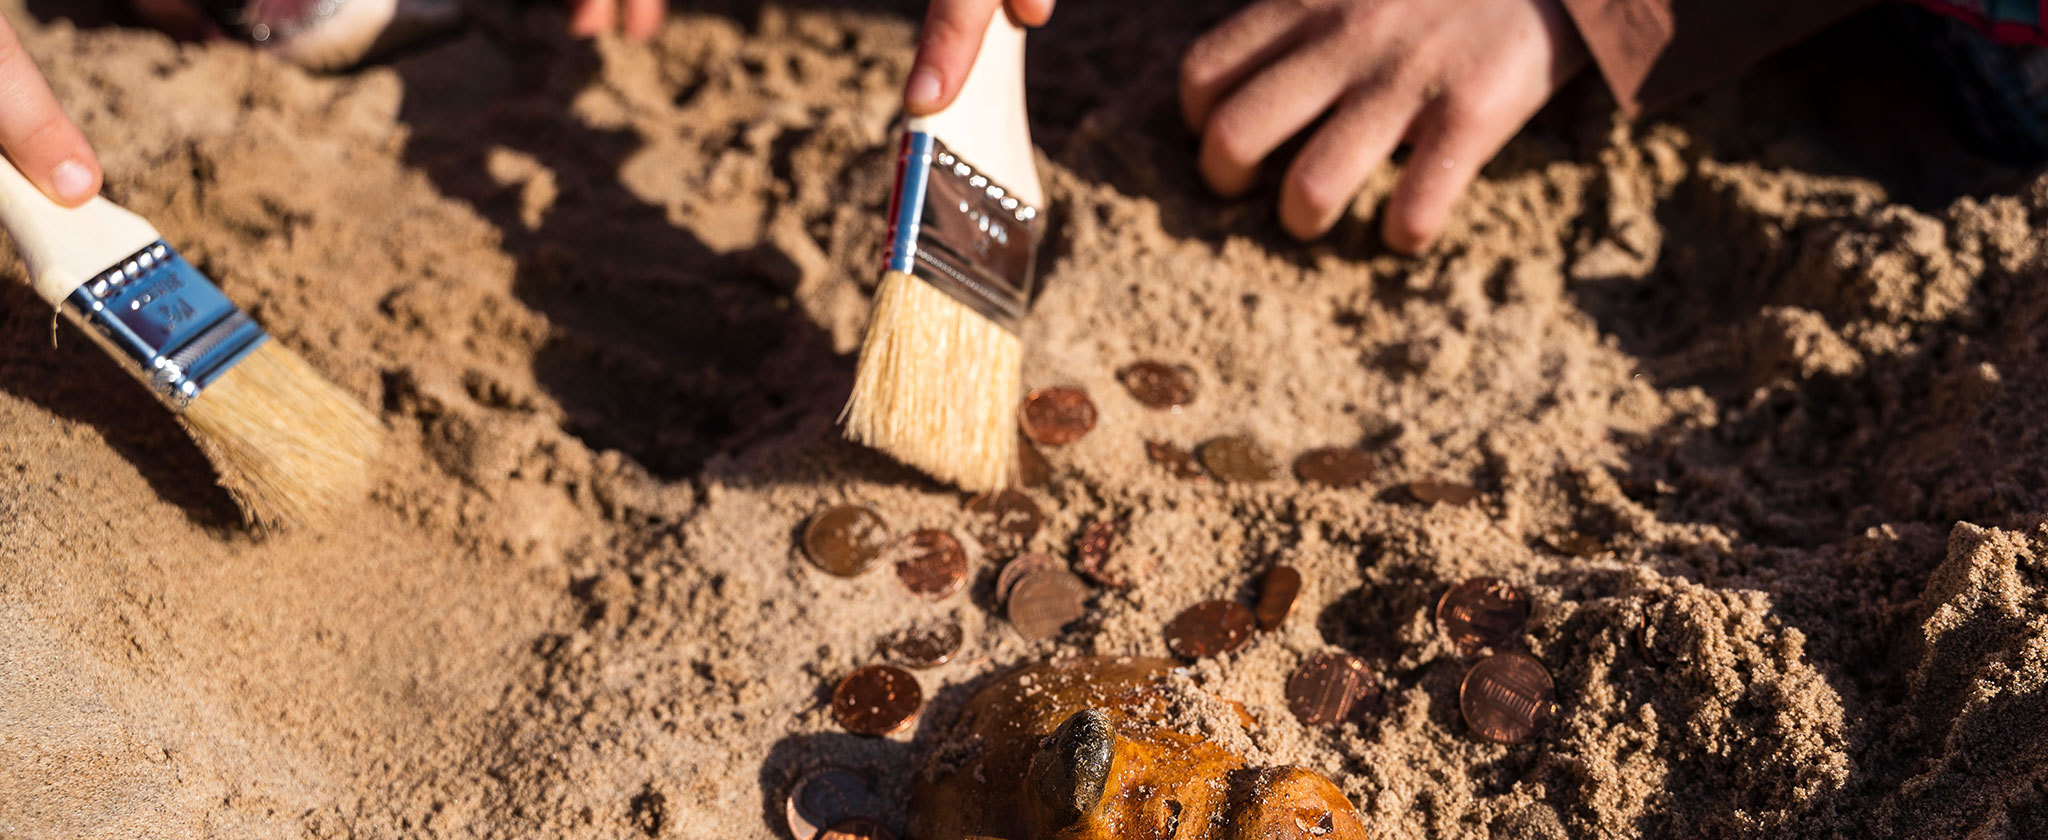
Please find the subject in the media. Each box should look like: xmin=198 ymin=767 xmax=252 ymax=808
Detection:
xmin=910 ymin=11 xmax=1044 ymax=207
xmin=0 ymin=154 xmax=160 ymax=306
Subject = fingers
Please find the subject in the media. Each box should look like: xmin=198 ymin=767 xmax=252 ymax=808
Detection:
xmin=1195 ymin=34 xmax=1352 ymax=198
xmin=1009 ymin=0 xmax=1056 ymax=27
xmin=905 ymin=0 xmax=1003 ymax=114
xmin=569 ymin=0 xmax=661 ymax=41
xmin=567 ymin=0 xmax=615 ymax=38
xmin=0 ymin=17 xmax=99 ymax=206
xmin=1179 ymin=0 xmax=1322 ymax=131
xmin=621 ymin=0 xmax=663 ymax=41
xmin=1381 ymin=95 xmax=1515 ymax=253
xmin=1277 ymin=82 xmax=1421 ymax=240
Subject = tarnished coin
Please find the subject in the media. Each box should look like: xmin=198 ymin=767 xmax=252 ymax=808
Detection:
xmin=819 ymin=818 xmax=896 ymax=840
xmin=1073 ymin=520 xmax=1129 ymax=588
xmin=1018 ymin=437 xmax=1053 ymax=487
xmin=1198 ymin=435 xmax=1277 ymax=483
xmin=1435 ymin=577 xmax=1531 ymax=653
xmin=996 ymin=552 xmax=1062 ymax=605
xmin=1145 ymin=440 xmax=1208 ymax=480
xmin=1407 ymin=480 xmax=1483 ymax=506
xmin=1117 ymin=361 xmax=1196 ymax=411
xmin=1459 ymin=651 xmax=1559 ymax=745
xmin=965 ymin=489 xmax=1042 ymax=553
xmin=1164 ymin=600 xmax=1257 ymax=659
xmin=1254 ymin=566 xmax=1303 ymax=630
xmin=1293 ymin=448 xmax=1375 ymax=488
xmin=1020 ymin=387 xmax=1098 ymax=446
xmin=803 ymin=505 xmax=890 ymax=577
xmin=879 ymin=619 xmax=964 ymax=670
xmin=831 ymin=665 xmax=923 ymax=736
xmin=893 ymin=530 xmax=968 ymax=601
xmin=1544 ymin=530 xmax=1607 ymax=558
xmin=1286 ymin=652 xmax=1379 ymax=727
xmin=1007 ymin=569 xmax=1090 ymax=640
xmin=785 ymin=766 xmax=882 ymax=840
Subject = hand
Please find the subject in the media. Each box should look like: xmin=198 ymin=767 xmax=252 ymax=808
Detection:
xmin=569 ymin=0 xmax=663 ymax=42
xmin=904 ymin=0 xmax=1055 ymax=115
xmin=0 ymin=15 xmax=101 ymax=206
xmin=1181 ymin=0 xmax=1586 ymax=252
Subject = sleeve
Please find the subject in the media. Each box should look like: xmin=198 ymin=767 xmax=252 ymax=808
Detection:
xmin=1557 ymin=0 xmax=1882 ymax=115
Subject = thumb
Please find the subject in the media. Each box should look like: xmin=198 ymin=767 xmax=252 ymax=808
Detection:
xmin=0 ymin=18 xmax=99 ymax=206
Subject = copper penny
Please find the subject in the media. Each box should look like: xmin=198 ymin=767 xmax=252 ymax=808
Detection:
xmin=1459 ymin=651 xmax=1559 ymax=745
xmin=1544 ymin=530 xmax=1607 ymax=558
xmin=1407 ymin=480 xmax=1483 ymax=506
xmin=819 ymin=818 xmax=896 ymax=840
xmin=1293 ymin=448 xmax=1375 ymax=488
xmin=831 ymin=665 xmax=923 ymax=736
xmin=1117 ymin=361 xmax=1196 ymax=411
xmin=1435 ymin=577 xmax=1531 ymax=653
xmin=1254 ymin=566 xmax=1303 ymax=630
xmin=892 ymin=530 xmax=967 ymax=601
xmin=1007 ymin=569 xmax=1090 ymax=640
xmin=964 ymin=489 xmax=1042 ymax=553
xmin=1019 ymin=387 xmax=1098 ymax=446
xmin=1286 ymin=652 xmax=1380 ymax=727
xmin=879 ymin=619 xmax=964 ymax=670
xmin=785 ymin=766 xmax=882 ymax=840
xmin=1198 ymin=436 xmax=1277 ymax=483
xmin=1164 ymin=600 xmax=1257 ymax=659
xmin=1017 ymin=436 xmax=1053 ymax=487
xmin=1145 ymin=440 xmax=1208 ymax=480
xmin=996 ymin=552 xmax=1062 ymax=605
xmin=803 ymin=505 xmax=891 ymax=577
xmin=1072 ymin=520 xmax=1131 ymax=588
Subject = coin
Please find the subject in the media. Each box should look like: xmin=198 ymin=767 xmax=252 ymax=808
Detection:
xmin=1254 ymin=566 xmax=1303 ymax=630
xmin=785 ymin=766 xmax=882 ymax=840
xmin=1293 ymin=448 xmax=1375 ymax=488
xmin=1072 ymin=520 xmax=1131 ymax=588
xmin=879 ymin=619 xmax=964 ymax=670
xmin=893 ymin=530 xmax=967 ymax=601
xmin=803 ymin=505 xmax=890 ymax=577
xmin=1407 ymin=480 xmax=1483 ymax=506
xmin=1018 ymin=437 xmax=1053 ymax=487
xmin=1007 ymin=569 xmax=1090 ymax=640
xmin=1459 ymin=651 xmax=1558 ymax=744
xmin=831 ymin=665 xmax=923 ymax=736
xmin=964 ymin=489 xmax=1042 ymax=553
xmin=1117 ymin=361 xmax=1196 ymax=411
xmin=1286 ymin=652 xmax=1379 ymax=727
xmin=1019 ymin=387 xmax=1098 ymax=446
xmin=1435 ymin=577 xmax=1531 ymax=653
xmin=996 ymin=552 xmax=1062 ymax=605
xmin=819 ymin=818 xmax=896 ymax=840
xmin=1544 ymin=530 xmax=1606 ymax=558
xmin=1164 ymin=600 xmax=1257 ymax=659
xmin=1145 ymin=440 xmax=1207 ymax=480
xmin=1198 ymin=436 xmax=1277 ymax=483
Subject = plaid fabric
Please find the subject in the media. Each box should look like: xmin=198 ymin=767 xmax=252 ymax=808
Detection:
xmin=1907 ymin=0 xmax=2048 ymax=45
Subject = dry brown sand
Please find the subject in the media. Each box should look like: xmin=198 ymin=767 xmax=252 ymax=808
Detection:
xmin=2 ymin=1 xmax=2046 ymax=838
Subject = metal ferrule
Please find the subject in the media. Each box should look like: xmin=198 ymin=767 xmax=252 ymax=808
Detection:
xmin=885 ymin=131 xmax=1044 ymax=334
xmin=60 ymin=241 xmax=270 ymax=410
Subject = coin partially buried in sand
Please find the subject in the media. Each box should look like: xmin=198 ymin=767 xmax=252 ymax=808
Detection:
xmin=803 ymin=505 xmax=890 ymax=577
xmin=1020 ymin=387 xmax=1098 ymax=446
xmin=879 ymin=619 xmax=964 ymax=670
xmin=786 ymin=765 xmax=884 ymax=840
xmin=1436 ymin=577 xmax=1531 ymax=653
xmin=1254 ymin=565 xmax=1303 ymax=630
xmin=893 ymin=530 xmax=968 ymax=601
xmin=1294 ymin=447 xmax=1375 ymax=487
xmin=1117 ymin=360 xmax=1196 ymax=411
xmin=1007 ymin=568 xmax=1090 ymax=640
xmin=964 ymin=489 xmax=1042 ymax=553
xmin=1199 ymin=435 xmax=1277 ymax=483
xmin=1165 ymin=600 xmax=1257 ymax=659
xmin=1287 ymin=652 xmax=1379 ymax=728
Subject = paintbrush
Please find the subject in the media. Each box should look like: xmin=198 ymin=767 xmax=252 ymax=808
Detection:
xmin=0 ymin=156 xmax=380 ymax=526
xmin=842 ymin=12 xmax=1045 ymax=491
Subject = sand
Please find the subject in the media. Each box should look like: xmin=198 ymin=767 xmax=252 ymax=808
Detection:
xmin=1 ymin=1 xmax=2045 ymax=838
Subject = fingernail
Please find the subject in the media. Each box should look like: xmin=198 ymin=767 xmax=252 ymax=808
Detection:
xmin=905 ymin=67 xmax=942 ymax=111
xmin=52 ymin=159 xmax=94 ymax=203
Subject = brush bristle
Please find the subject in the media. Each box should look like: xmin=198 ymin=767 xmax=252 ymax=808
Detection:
xmin=843 ymin=271 xmax=1019 ymax=491
xmin=181 ymin=341 xmax=381 ymax=526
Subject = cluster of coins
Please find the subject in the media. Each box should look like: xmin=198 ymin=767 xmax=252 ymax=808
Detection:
xmin=784 ymin=766 xmax=894 ymax=840
xmin=1436 ymin=577 xmax=1559 ymax=744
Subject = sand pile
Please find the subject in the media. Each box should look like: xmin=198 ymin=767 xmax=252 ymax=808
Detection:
xmin=1 ymin=1 xmax=2044 ymax=837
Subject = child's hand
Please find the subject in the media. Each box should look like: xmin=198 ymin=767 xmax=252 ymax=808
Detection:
xmin=568 ymin=0 xmax=663 ymax=41
xmin=0 ymin=15 xmax=101 ymax=205
xmin=1181 ymin=0 xmax=1586 ymax=251
xmin=905 ymin=0 xmax=1055 ymax=115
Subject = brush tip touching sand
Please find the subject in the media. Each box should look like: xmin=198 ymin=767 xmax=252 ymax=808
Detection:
xmin=181 ymin=340 xmax=381 ymax=526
